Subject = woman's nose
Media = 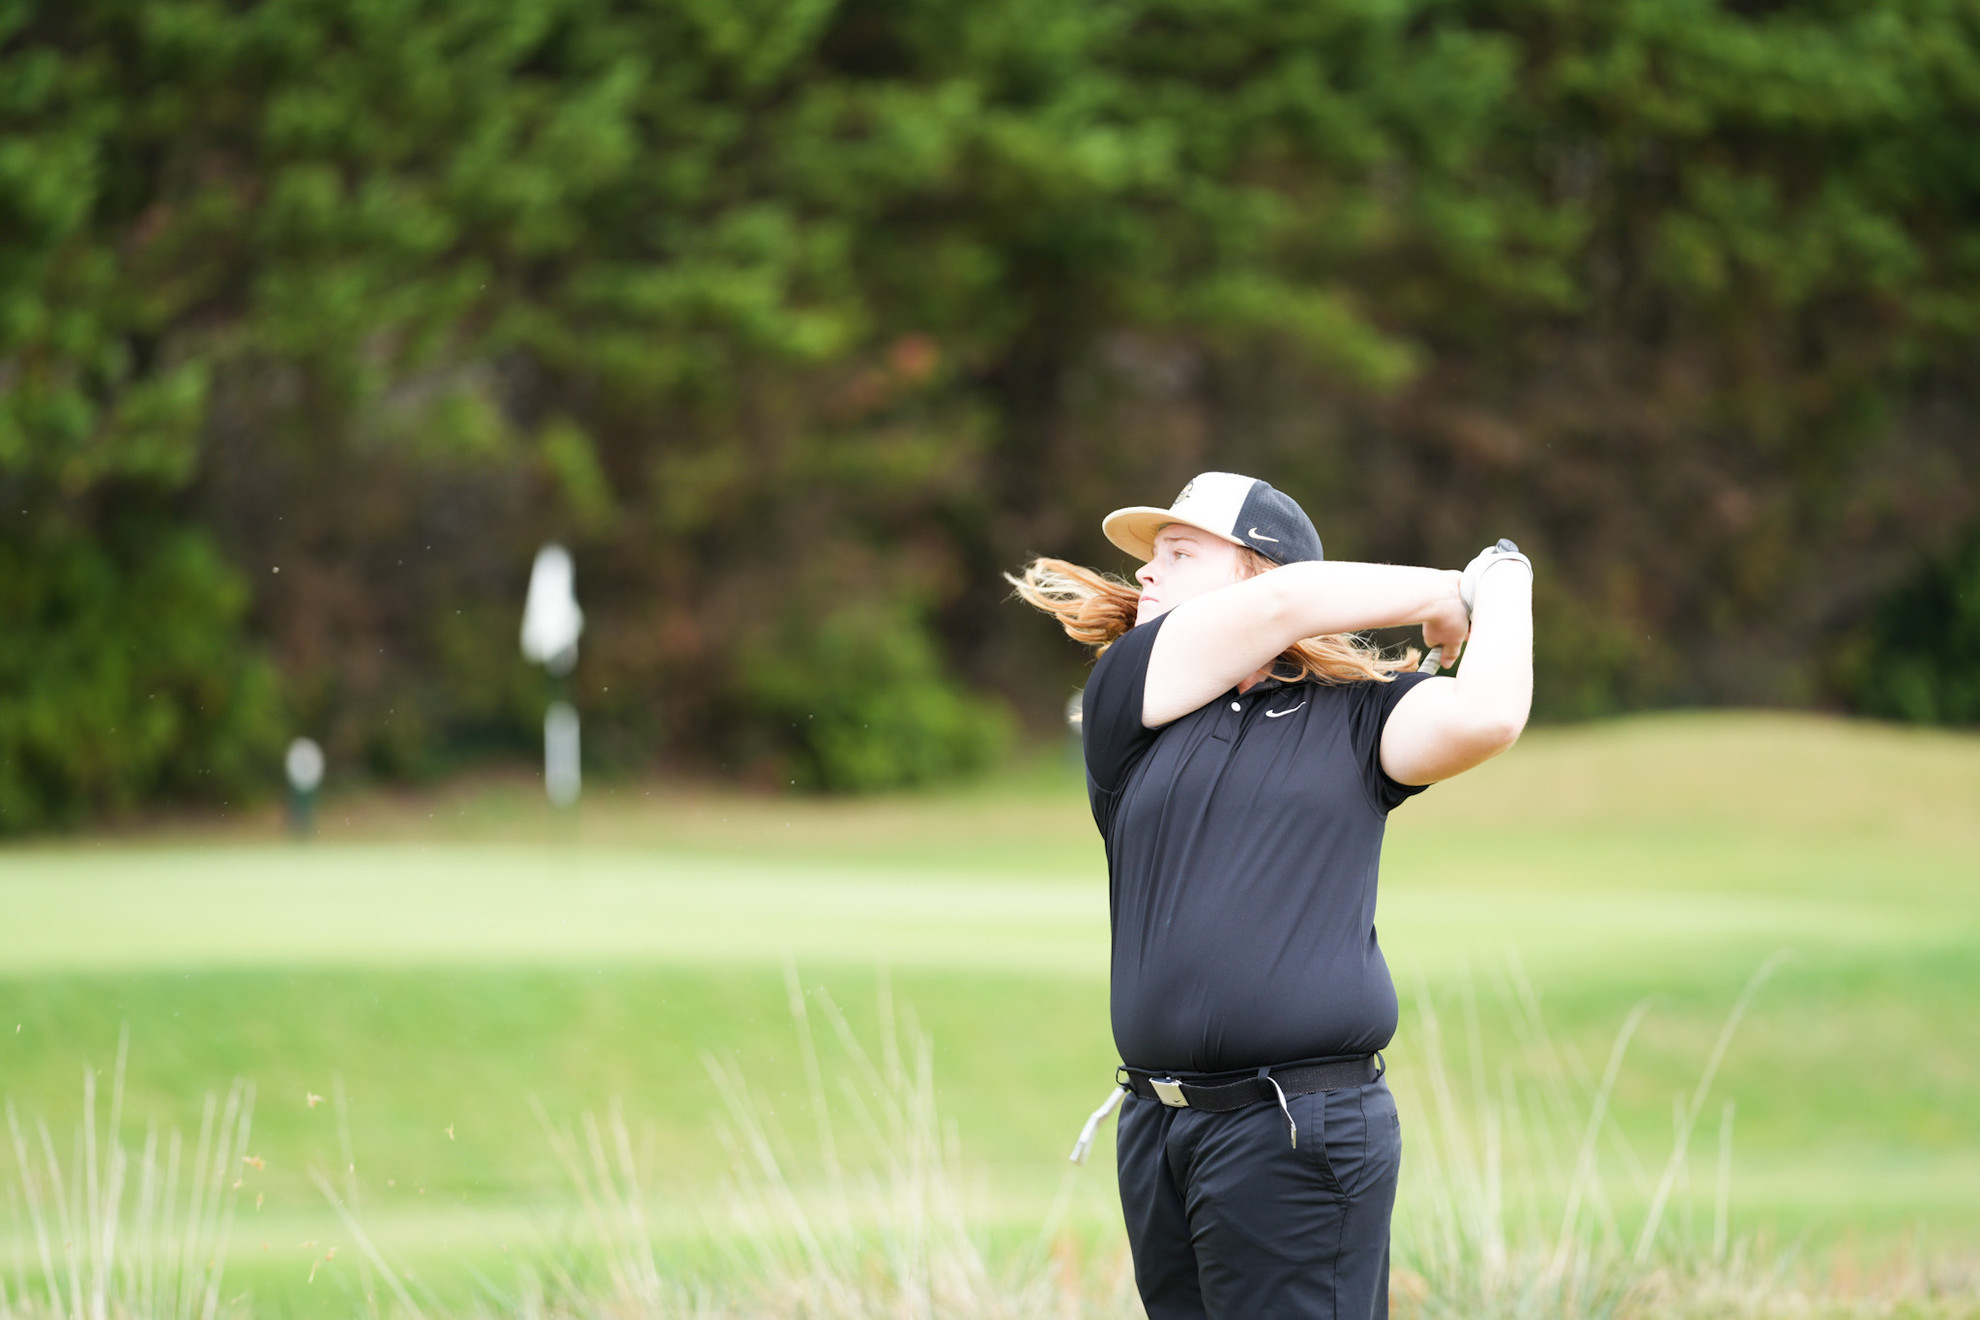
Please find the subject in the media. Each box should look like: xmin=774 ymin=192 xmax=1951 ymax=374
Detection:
xmin=1136 ymin=562 xmax=1157 ymax=586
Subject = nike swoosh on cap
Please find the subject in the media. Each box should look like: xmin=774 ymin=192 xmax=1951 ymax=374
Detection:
xmin=1264 ymin=702 xmax=1307 ymax=718
xmin=1247 ymin=528 xmax=1279 ymax=542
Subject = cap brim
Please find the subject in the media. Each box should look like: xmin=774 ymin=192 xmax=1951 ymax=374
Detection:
xmin=1101 ymin=507 xmax=1246 ymax=561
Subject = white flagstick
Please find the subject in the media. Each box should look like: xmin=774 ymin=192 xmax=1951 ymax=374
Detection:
xmin=522 ymin=543 xmax=585 ymax=807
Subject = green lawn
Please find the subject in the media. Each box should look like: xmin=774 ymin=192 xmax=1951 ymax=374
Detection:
xmin=1 ymin=712 xmax=1975 ymax=1311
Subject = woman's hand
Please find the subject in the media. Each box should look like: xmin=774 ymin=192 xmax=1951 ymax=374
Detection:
xmin=1420 ymin=570 xmax=1469 ymax=667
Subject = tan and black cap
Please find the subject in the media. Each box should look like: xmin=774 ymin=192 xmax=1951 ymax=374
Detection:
xmin=1102 ymin=472 xmax=1324 ymax=566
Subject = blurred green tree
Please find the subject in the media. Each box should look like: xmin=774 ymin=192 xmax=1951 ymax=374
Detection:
xmin=0 ymin=516 xmax=279 ymax=829
xmin=1846 ymin=525 xmax=1980 ymax=727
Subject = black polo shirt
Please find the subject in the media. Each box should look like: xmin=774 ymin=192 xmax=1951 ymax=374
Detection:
xmin=1084 ymin=614 xmax=1433 ymax=1074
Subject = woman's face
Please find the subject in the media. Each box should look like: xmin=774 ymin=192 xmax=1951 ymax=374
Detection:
xmin=1135 ymin=524 xmax=1248 ymax=625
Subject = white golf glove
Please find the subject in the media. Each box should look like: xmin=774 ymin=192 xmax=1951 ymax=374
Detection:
xmin=1459 ymin=538 xmax=1533 ymax=613
xmin=1423 ymin=539 xmax=1531 ymax=675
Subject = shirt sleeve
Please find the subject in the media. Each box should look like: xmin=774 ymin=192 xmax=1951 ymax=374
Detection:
xmin=1081 ymin=615 xmax=1169 ymax=794
xmin=1347 ymin=669 xmax=1436 ymax=814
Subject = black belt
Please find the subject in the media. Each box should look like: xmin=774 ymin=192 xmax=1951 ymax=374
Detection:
xmin=1121 ymin=1053 xmax=1380 ymax=1113
xmin=1068 ymin=1053 xmax=1382 ymax=1163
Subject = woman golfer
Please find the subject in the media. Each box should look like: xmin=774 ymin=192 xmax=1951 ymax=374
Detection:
xmin=1012 ymin=471 xmax=1533 ymax=1319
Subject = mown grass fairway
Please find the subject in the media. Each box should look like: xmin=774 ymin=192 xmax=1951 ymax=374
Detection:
xmin=0 ymin=713 xmax=1975 ymax=1311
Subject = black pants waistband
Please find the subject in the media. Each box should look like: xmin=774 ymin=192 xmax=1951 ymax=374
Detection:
xmin=1121 ymin=1053 xmax=1380 ymax=1112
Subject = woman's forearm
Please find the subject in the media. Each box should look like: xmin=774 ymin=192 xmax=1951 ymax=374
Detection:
xmin=1143 ymin=558 xmax=1468 ymax=727
xmin=1375 ymin=554 xmax=1534 ymax=785
xmin=1264 ymin=561 xmax=1463 ymax=639
xmin=1451 ymin=563 xmax=1533 ymax=738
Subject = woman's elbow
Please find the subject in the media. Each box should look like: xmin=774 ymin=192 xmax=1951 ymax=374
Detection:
xmin=1465 ymin=707 xmax=1528 ymax=759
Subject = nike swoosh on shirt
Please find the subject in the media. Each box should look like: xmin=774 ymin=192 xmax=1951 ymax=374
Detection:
xmin=1264 ymin=702 xmax=1306 ymax=718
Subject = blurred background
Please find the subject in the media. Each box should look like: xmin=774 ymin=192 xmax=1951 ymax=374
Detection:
xmin=2 ymin=0 xmax=1979 ymax=1315
xmin=7 ymin=0 xmax=1980 ymax=819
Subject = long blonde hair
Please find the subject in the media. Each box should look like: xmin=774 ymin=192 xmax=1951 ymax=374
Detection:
xmin=1006 ymin=552 xmax=1419 ymax=684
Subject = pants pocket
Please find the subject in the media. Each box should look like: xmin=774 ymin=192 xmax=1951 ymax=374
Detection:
xmin=1297 ymin=1089 xmax=1346 ymax=1197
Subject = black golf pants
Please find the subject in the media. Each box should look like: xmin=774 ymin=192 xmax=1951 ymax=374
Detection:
xmin=1116 ymin=1075 xmax=1401 ymax=1320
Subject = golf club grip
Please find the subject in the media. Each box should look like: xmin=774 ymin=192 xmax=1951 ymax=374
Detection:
xmin=1421 ymin=645 xmax=1444 ymax=676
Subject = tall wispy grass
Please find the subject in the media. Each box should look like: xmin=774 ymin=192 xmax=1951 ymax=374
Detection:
xmin=4 ymin=967 xmax=1975 ymax=1318
xmin=495 ymin=967 xmax=1140 ymax=1319
xmin=1391 ymin=952 xmax=1980 ymax=1319
xmin=1390 ymin=953 xmax=1777 ymax=1319
xmin=474 ymin=958 xmax=1976 ymax=1319
xmin=0 ymin=1033 xmax=254 ymax=1320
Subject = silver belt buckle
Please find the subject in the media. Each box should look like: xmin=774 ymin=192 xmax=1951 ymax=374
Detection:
xmin=1150 ymin=1077 xmax=1189 ymax=1108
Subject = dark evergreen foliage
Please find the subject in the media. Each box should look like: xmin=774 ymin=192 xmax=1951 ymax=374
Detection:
xmin=4 ymin=0 xmax=1978 ymax=825
xmin=1850 ymin=529 xmax=1980 ymax=727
